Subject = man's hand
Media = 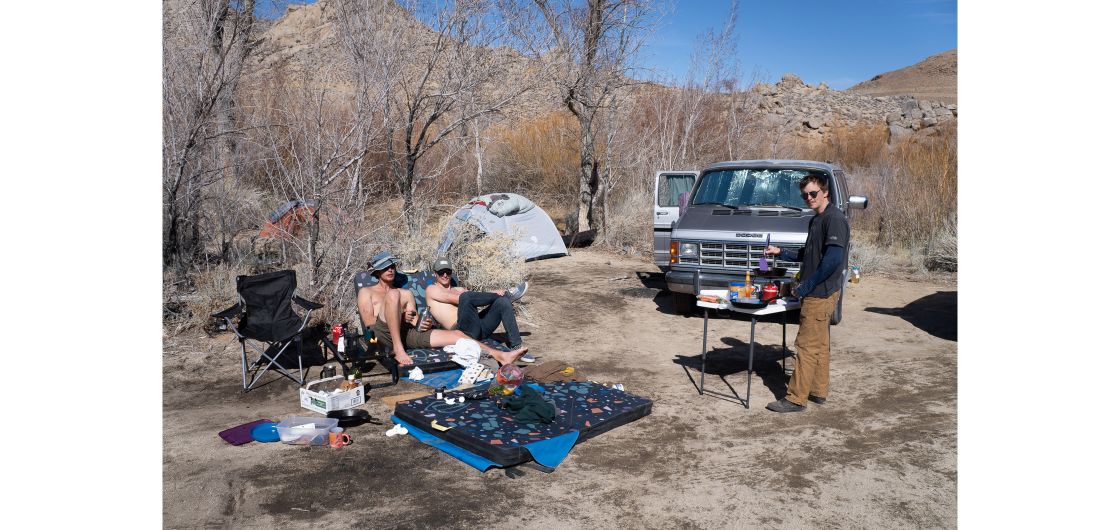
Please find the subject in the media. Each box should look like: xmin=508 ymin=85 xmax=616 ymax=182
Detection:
xmin=764 ymin=245 xmax=781 ymax=256
xmin=404 ymin=309 xmax=418 ymax=327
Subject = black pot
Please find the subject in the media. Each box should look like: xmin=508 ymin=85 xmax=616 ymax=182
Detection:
xmin=328 ymin=408 xmax=381 ymax=428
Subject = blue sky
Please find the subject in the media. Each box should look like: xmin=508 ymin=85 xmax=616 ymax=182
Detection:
xmin=643 ymin=0 xmax=957 ymax=88
xmin=256 ymin=0 xmax=956 ymax=90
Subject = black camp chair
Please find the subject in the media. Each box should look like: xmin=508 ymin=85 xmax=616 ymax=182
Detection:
xmin=212 ymin=270 xmax=323 ymax=392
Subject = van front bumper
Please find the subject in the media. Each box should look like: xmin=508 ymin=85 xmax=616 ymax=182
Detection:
xmin=665 ymin=268 xmax=769 ymax=295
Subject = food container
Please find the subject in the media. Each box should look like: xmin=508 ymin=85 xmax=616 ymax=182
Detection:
xmin=725 ymin=279 xmax=743 ymax=300
xmin=299 ymin=375 xmax=366 ymax=415
xmin=276 ymin=416 xmax=340 ymax=445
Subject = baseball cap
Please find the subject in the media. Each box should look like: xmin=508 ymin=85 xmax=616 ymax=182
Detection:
xmin=367 ymin=251 xmax=401 ymax=272
xmin=431 ymin=257 xmax=453 ymax=273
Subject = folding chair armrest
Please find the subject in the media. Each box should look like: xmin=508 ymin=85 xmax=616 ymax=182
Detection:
xmin=212 ymin=303 xmax=243 ymax=319
xmin=293 ymin=295 xmax=323 ymax=311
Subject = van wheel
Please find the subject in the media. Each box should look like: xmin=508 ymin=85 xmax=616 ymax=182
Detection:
xmin=830 ymin=289 xmax=844 ymax=325
xmin=672 ymin=293 xmax=696 ymax=315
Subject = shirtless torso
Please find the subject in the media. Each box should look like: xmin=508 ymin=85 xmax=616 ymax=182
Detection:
xmin=425 ymin=282 xmax=466 ymax=330
xmin=356 ymin=267 xmax=526 ymax=366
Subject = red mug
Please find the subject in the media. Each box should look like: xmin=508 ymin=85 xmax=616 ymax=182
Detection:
xmin=329 ymin=427 xmax=352 ymax=448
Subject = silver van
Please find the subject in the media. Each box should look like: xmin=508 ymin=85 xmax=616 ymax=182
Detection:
xmin=658 ymin=160 xmax=869 ymax=323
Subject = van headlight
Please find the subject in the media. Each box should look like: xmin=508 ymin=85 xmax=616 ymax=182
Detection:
xmin=679 ymin=242 xmax=698 ymax=259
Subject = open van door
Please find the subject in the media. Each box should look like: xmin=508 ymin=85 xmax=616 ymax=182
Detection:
xmin=652 ymin=170 xmax=699 ymax=270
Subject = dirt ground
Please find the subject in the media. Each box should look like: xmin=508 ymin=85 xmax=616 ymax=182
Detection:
xmin=163 ymin=249 xmax=957 ymax=529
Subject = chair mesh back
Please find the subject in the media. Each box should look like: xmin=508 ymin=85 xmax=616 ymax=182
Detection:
xmin=236 ymin=270 xmax=303 ymax=341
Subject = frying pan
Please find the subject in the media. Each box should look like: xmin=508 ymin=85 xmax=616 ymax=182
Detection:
xmin=751 ymin=267 xmax=787 ymax=278
xmin=731 ymin=298 xmax=768 ymax=309
xmin=327 ymin=408 xmax=383 ymax=428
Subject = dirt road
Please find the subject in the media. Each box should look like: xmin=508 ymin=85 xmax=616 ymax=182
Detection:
xmin=163 ymin=249 xmax=957 ymax=528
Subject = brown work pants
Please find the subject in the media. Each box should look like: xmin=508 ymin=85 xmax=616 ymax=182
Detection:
xmin=786 ymin=290 xmax=840 ymax=406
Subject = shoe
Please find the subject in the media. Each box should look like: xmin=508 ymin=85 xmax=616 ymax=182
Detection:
xmin=807 ymin=395 xmax=826 ymax=405
xmin=765 ymin=398 xmax=806 ymax=413
xmin=506 ymin=282 xmax=529 ymax=302
xmin=519 ymin=352 xmax=536 ymax=363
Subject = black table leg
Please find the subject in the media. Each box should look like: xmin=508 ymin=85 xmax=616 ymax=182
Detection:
xmin=700 ymin=307 xmax=709 ymax=396
xmin=746 ymin=316 xmax=756 ymax=408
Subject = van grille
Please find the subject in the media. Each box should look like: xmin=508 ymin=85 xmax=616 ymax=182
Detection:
xmin=679 ymin=242 xmax=802 ymax=273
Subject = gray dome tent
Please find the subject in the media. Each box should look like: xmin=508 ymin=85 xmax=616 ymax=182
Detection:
xmin=437 ymin=193 xmax=568 ymax=261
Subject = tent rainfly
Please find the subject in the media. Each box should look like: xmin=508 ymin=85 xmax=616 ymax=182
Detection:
xmin=437 ymin=193 xmax=568 ymax=261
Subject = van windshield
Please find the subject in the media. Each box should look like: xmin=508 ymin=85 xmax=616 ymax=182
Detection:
xmin=691 ymin=168 xmax=826 ymax=208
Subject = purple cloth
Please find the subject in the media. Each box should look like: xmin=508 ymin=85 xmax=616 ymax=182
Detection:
xmin=218 ymin=419 xmax=272 ymax=446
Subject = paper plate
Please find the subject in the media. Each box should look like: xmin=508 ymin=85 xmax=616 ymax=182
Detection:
xmin=250 ymin=422 xmax=280 ymax=443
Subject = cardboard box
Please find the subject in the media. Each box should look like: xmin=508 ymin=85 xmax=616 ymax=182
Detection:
xmin=299 ymin=375 xmax=365 ymax=415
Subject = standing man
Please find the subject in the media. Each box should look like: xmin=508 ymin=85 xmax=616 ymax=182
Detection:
xmin=425 ymin=257 xmax=534 ymax=362
xmin=357 ymin=251 xmax=527 ymax=367
xmin=762 ymin=174 xmax=850 ymax=413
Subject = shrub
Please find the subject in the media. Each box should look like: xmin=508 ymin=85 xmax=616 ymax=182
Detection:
xmin=441 ymin=222 xmax=527 ymax=292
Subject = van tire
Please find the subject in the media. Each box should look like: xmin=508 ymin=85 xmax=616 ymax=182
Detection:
xmin=673 ymin=293 xmax=696 ymax=315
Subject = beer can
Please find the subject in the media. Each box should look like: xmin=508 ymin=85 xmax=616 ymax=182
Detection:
xmin=331 ymin=324 xmax=342 ymax=344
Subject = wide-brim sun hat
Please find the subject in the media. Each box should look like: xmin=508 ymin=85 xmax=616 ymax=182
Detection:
xmin=368 ymin=250 xmax=401 ymax=272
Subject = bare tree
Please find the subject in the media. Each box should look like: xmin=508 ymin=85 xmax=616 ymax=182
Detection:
xmin=514 ymin=0 xmax=658 ymax=235
xmin=163 ymin=0 xmax=257 ymax=267
xmin=337 ymin=0 xmax=532 ymax=236
xmin=250 ymin=81 xmax=378 ymax=292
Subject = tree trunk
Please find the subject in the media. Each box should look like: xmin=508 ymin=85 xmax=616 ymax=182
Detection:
xmin=473 ymin=120 xmax=484 ymax=196
xmin=578 ymin=115 xmax=596 ymax=232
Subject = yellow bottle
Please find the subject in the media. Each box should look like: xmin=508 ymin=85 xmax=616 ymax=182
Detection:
xmin=744 ymin=270 xmax=752 ymax=297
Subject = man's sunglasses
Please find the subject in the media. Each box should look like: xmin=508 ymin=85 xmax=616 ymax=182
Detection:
xmin=800 ymin=190 xmax=821 ymax=200
xmin=436 ymin=269 xmax=453 ymax=276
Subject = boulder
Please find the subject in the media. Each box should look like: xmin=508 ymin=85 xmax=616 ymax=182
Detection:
xmin=779 ymin=73 xmax=805 ymax=87
xmin=886 ymin=112 xmax=903 ymax=125
xmin=922 ymin=117 xmax=938 ymax=128
xmin=889 ymin=124 xmax=912 ymax=144
xmin=919 ymin=100 xmax=933 ymax=112
xmin=805 ymin=116 xmax=824 ymax=129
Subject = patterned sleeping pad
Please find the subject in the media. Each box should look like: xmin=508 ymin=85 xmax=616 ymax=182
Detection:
xmin=393 ymin=381 xmax=654 ymax=466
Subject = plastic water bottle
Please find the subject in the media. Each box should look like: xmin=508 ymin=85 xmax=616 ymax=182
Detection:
xmin=338 ymin=333 xmax=346 ymax=354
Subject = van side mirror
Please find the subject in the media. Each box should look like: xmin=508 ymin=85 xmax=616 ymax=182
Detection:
xmin=678 ymin=192 xmax=690 ymax=217
xmin=848 ymin=195 xmax=869 ymax=210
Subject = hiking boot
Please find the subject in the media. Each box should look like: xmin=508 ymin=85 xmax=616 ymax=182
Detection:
xmin=808 ymin=395 xmax=827 ymax=405
xmin=765 ymin=398 xmax=806 ymax=413
xmin=506 ymin=282 xmax=529 ymax=302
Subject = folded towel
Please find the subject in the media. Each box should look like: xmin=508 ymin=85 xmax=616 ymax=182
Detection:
xmin=444 ymin=338 xmax=481 ymax=367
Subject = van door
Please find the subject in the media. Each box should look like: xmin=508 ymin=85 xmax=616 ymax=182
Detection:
xmin=653 ymin=170 xmax=699 ymax=269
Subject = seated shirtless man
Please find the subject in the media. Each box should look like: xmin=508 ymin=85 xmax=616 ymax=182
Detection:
xmin=356 ymin=251 xmax=527 ymax=366
xmin=424 ymin=257 xmax=532 ymax=361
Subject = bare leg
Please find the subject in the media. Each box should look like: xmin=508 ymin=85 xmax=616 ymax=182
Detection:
xmin=382 ymin=289 xmax=413 ymax=366
xmin=428 ymin=329 xmax=527 ymax=366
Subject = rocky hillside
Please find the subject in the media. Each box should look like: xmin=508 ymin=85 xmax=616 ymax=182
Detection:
xmin=246 ymin=1 xmax=956 ymax=144
xmin=750 ymin=72 xmax=956 ymax=143
xmin=848 ymin=49 xmax=957 ymax=104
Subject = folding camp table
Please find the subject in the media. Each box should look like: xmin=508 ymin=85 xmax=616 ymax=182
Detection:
xmin=696 ymin=291 xmax=801 ymax=409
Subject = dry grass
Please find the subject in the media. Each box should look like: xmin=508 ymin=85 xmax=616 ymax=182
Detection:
xmin=789 ymin=122 xmax=958 ymax=268
xmin=486 ymin=112 xmax=581 ymax=205
xmin=601 ymin=188 xmax=654 ymax=256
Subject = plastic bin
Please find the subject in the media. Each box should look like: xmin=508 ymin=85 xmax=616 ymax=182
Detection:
xmin=276 ymin=416 xmax=339 ymax=445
